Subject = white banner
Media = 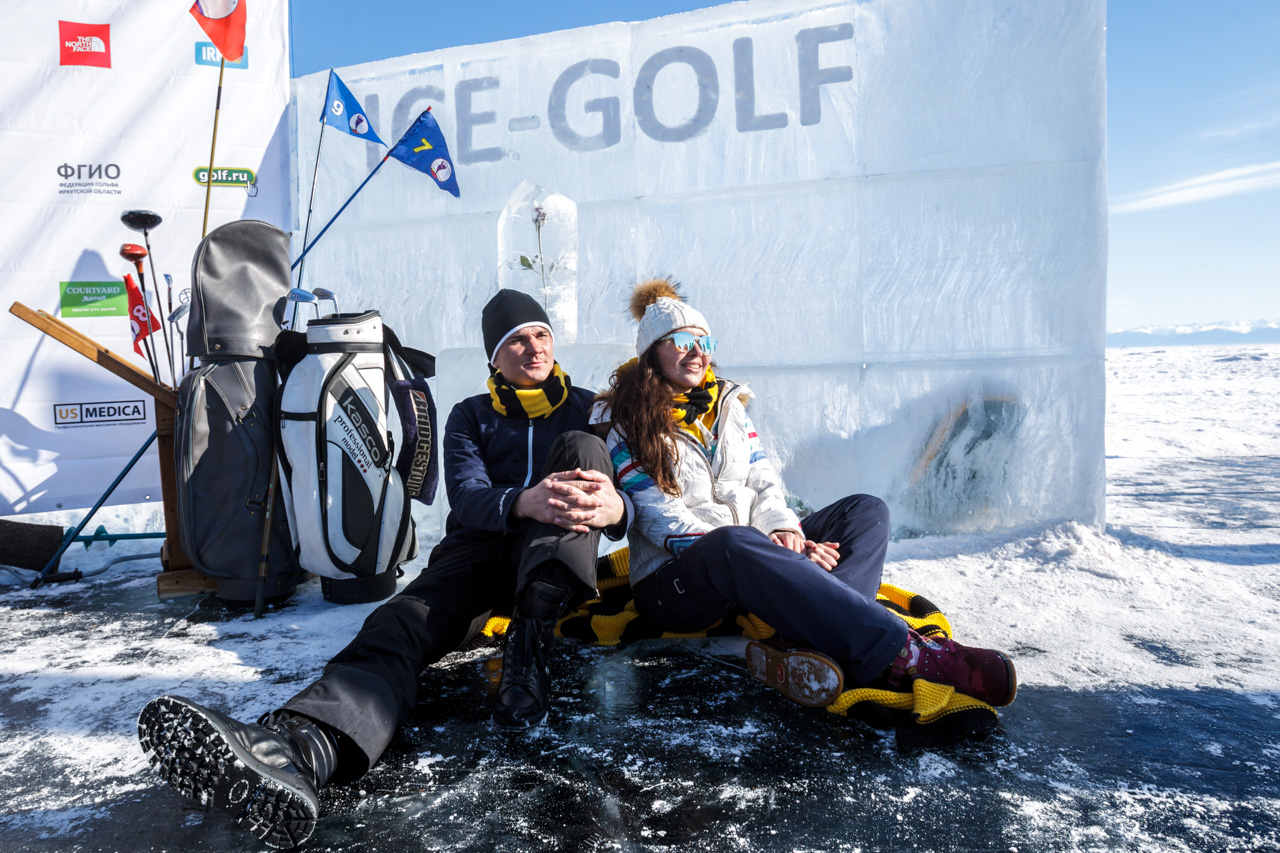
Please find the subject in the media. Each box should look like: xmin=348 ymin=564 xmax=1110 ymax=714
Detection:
xmin=293 ymin=0 xmax=1108 ymax=532
xmin=0 ymin=0 xmax=291 ymax=514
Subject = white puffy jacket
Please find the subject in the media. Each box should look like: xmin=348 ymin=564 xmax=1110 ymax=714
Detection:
xmin=594 ymin=380 xmax=802 ymax=585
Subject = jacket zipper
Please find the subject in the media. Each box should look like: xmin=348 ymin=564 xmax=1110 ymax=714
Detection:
xmin=522 ymin=419 xmax=535 ymax=487
xmin=676 ymin=429 xmax=739 ymax=526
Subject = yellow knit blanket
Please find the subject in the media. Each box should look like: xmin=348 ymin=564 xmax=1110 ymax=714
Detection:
xmin=482 ymin=548 xmax=1000 ymax=749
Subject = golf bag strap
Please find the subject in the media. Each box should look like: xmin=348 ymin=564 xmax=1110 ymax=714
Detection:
xmin=385 ymin=326 xmax=435 ymax=379
xmin=308 ymin=341 xmax=383 ymax=354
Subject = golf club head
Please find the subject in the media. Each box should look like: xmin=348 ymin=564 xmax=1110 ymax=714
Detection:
xmin=121 ymin=210 xmax=163 ymax=232
xmin=311 ymin=287 xmax=339 ymax=318
xmin=283 ymin=288 xmax=319 ymax=332
xmin=120 ymin=243 xmax=148 ymax=263
xmin=168 ymin=302 xmax=190 ymax=325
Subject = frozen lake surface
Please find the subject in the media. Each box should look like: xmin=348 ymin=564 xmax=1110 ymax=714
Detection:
xmin=2 ymin=344 xmax=1278 ymax=852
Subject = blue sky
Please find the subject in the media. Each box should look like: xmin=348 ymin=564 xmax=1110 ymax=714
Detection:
xmin=289 ymin=0 xmax=1279 ymax=330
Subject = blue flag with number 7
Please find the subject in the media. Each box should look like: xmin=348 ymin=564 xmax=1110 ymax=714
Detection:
xmin=387 ymin=107 xmax=460 ymax=198
xmin=322 ymin=70 xmax=385 ymax=146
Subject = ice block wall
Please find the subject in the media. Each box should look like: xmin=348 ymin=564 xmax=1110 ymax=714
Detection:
xmin=292 ymin=0 xmax=1107 ymax=534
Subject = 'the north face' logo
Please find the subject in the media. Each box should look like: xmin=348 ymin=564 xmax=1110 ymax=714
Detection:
xmin=59 ymin=21 xmax=111 ymax=68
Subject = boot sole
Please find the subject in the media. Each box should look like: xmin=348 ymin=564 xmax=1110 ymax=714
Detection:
xmin=137 ymin=695 xmax=318 ymax=850
xmin=492 ymin=709 xmax=548 ymax=733
xmin=745 ymin=641 xmax=845 ymax=707
xmin=996 ymin=653 xmax=1018 ymax=707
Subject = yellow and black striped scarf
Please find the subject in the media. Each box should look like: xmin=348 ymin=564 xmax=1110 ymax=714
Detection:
xmin=487 ymin=362 xmax=571 ymax=419
xmin=672 ymin=366 xmax=720 ymax=442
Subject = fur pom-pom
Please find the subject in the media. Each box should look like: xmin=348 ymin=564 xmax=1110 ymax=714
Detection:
xmin=629 ymin=278 xmax=681 ymax=321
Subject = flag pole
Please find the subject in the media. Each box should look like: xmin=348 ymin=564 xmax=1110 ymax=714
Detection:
xmin=290 ymin=152 xmax=390 ymax=271
xmin=295 ymin=119 xmax=328 ymax=290
xmin=201 ymin=58 xmax=226 ymax=238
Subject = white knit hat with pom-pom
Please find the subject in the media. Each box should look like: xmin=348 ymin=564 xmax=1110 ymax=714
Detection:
xmin=630 ymin=278 xmax=710 ymax=356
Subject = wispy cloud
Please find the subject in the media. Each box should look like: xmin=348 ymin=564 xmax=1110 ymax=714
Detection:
xmin=1198 ymin=111 xmax=1280 ymax=140
xmin=1110 ymin=160 xmax=1280 ymax=215
xmin=1196 ymin=78 xmax=1280 ymax=139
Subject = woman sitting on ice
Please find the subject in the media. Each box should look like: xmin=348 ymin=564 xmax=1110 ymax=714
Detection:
xmin=593 ymin=279 xmax=1018 ymax=708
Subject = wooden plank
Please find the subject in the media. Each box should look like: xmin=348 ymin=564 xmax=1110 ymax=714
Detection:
xmin=8 ymin=302 xmax=176 ymax=408
xmin=156 ymin=568 xmax=219 ymax=600
xmin=10 ymin=300 xmax=193 ymax=578
xmin=155 ymin=400 xmax=192 ymax=571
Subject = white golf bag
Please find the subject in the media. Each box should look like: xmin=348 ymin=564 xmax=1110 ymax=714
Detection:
xmin=275 ymin=310 xmax=437 ymax=603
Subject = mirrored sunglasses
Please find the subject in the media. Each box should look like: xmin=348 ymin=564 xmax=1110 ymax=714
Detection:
xmin=663 ymin=331 xmax=718 ymax=354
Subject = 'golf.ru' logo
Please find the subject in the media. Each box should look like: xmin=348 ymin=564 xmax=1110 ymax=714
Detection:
xmin=193 ymin=167 xmax=256 ymax=187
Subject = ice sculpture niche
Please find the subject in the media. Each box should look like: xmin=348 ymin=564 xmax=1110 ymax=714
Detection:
xmin=497 ymin=181 xmax=579 ymax=345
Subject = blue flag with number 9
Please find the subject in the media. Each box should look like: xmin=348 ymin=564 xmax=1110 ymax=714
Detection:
xmin=322 ymin=70 xmax=385 ymax=146
xmin=387 ymin=107 xmax=460 ymax=198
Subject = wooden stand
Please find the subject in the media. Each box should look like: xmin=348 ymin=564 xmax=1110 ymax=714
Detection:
xmin=9 ymin=301 xmax=217 ymax=597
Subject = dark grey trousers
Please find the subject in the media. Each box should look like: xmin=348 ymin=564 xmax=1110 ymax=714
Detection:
xmin=282 ymin=430 xmax=609 ymax=777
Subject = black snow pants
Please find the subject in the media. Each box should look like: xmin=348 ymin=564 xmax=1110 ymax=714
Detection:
xmin=281 ymin=431 xmax=609 ymax=777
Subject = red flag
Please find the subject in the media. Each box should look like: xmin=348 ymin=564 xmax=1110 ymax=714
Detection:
xmin=124 ymin=274 xmax=160 ymax=357
xmin=189 ymin=1 xmax=246 ymax=63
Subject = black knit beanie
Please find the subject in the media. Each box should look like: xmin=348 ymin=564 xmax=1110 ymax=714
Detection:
xmin=482 ymin=289 xmax=553 ymax=364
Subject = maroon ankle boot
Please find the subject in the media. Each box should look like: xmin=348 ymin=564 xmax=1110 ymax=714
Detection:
xmin=888 ymin=629 xmax=1017 ymax=707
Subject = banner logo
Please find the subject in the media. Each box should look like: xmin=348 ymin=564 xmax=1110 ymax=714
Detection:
xmin=59 ymin=21 xmax=111 ymax=68
xmin=61 ymin=282 xmax=128 ymax=317
xmin=350 ymin=114 xmax=370 ymax=135
xmin=54 ymin=399 xmax=147 ymax=429
xmin=57 ymin=163 xmax=122 ymax=196
xmin=195 ymin=42 xmax=248 ymax=69
xmin=192 ymin=167 xmax=257 ymax=187
xmin=337 ymin=387 xmax=387 ymax=470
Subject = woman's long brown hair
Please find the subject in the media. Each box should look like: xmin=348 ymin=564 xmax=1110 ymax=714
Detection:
xmin=597 ymin=345 xmax=686 ymax=496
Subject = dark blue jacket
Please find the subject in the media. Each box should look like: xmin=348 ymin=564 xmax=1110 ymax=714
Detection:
xmin=443 ymin=386 xmax=619 ymax=534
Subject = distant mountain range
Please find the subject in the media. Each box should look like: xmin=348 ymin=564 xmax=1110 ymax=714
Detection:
xmin=1107 ymin=320 xmax=1280 ymax=348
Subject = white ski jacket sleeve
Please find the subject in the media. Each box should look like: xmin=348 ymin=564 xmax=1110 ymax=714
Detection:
xmin=605 ymin=427 xmax=718 ymax=557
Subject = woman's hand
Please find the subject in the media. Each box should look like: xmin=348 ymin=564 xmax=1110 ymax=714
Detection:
xmin=771 ymin=530 xmax=840 ymax=570
xmin=769 ymin=530 xmax=806 ymax=553
xmin=802 ymin=540 xmax=841 ymax=571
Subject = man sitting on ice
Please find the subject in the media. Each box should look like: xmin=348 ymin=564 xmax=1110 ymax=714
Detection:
xmin=137 ymin=289 xmax=628 ymax=849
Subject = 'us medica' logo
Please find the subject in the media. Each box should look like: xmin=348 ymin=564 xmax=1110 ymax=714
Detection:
xmin=54 ymin=400 xmax=147 ymax=429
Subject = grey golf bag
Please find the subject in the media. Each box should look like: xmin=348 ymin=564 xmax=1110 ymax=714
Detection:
xmin=275 ymin=310 xmax=438 ymax=604
xmin=174 ymin=220 xmax=304 ymax=605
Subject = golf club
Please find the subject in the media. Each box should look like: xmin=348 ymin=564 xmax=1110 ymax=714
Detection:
xmin=312 ymin=287 xmax=338 ymax=319
xmin=178 ymin=285 xmax=194 ymax=371
xmin=167 ymin=301 xmax=190 ymax=381
xmin=120 ymin=243 xmax=174 ymax=385
xmin=164 ymin=274 xmax=178 ymax=372
xmin=122 ymin=211 xmax=173 ymax=360
xmin=283 ymin=287 xmax=319 ymax=332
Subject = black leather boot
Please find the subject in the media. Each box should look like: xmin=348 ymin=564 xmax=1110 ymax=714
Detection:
xmin=492 ymin=579 xmax=572 ymax=731
xmin=138 ymin=695 xmax=338 ymax=849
